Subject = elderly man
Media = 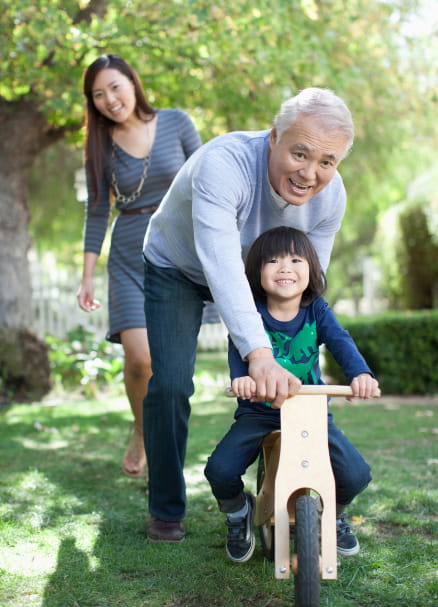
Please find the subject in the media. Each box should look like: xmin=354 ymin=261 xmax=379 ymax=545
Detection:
xmin=142 ymin=87 xmax=354 ymax=542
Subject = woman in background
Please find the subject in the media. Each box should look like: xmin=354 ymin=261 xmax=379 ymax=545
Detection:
xmin=76 ymin=53 xmax=209 ymax=478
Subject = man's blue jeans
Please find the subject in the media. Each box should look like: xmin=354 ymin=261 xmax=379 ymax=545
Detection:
xmin=143 ymin=258 xmax=213 ymax=521
xmin=204 ymin=409 xmax=372 ymax=512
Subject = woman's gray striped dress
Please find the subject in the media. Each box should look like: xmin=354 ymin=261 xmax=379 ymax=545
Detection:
xmin=83 ymin=109 xmax=220 ymax=343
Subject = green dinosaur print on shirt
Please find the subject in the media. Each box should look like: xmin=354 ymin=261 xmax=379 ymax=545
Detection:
xmin=266 ymin=321 xmax=319 ymax=384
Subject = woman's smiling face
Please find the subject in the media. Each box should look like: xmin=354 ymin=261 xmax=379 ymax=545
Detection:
xmin=268 ymin=114 xmax=349 ymax=207
xmin=91 ymin=68 xmax=137 ymax=123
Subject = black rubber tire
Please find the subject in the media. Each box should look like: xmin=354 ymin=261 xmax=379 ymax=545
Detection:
xmin=256 ymin=452 xmax=275 ymax=561
xmin=294 ymin=494 xmax=320 ymax=607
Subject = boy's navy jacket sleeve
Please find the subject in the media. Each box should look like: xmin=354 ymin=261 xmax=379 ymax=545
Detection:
xmin=228 ymin=335 xmax=249 ymax=380
xmin=315 ymin=299 xmax=374 ymax=381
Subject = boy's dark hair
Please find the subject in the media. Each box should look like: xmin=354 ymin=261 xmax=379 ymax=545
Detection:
xmin=245 ymin=226 xmax=327 ymax=306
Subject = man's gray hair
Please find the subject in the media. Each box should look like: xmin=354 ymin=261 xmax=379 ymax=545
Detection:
xmin=273 ymin=88 xmax=354 ymax=159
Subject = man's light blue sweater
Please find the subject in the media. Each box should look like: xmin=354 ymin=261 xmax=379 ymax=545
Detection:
xmin=143 ymin=130 xmax=346 ymax=359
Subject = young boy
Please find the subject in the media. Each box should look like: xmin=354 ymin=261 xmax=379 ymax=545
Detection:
xmin=205 ymin=226 xmax=379 ymax=563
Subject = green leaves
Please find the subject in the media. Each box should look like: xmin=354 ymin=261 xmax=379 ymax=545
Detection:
xmin=3 ymin=0 xmax=437 ymax=307
xmin=1 ymin=0 xmax=434 ymax=142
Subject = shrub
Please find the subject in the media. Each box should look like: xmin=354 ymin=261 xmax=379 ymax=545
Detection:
xmin=323 ymin=309 xmax=438 ymax=395
xmin=46 ymin=326 xmax=124 ymax=396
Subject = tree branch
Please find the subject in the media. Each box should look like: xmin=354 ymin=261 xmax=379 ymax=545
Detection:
xmin=73 ymin=0 xmax=109 ymax=25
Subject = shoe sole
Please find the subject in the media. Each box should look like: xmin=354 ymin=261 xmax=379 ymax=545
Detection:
xmin=226 ymin=537 xmax=255 ymax=562
xmin=337 ymin=541 xmax=360 ymax=556
xmin=148 ymin=535 xmax=185 ymax=544
xmin=147 ymin=521 xmax=185 ymax=544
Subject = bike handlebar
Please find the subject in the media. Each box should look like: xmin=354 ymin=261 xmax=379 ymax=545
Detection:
xmin=225 ymin=385 xmax=381 ymax=398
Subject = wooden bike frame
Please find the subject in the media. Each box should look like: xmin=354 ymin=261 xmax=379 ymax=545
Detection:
xmin=255 ymin=385 xmax=379 ymax=580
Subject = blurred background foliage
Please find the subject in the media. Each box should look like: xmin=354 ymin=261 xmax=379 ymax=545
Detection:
xmin=324 ymin=309 xmax=438 ymax=394
xmin=2 ymin=0 xmax=437 ymax=308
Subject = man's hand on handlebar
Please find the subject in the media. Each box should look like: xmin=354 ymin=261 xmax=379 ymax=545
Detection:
xmin=246 ymin=348 xmax=301 ymax=409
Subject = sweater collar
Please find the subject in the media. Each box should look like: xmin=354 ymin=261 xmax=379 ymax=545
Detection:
xmin=268 ymin=175 xmax=290 ymax=210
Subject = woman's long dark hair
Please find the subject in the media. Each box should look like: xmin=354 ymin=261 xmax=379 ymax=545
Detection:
xmin=83 ymin=53 xmax=156 ymax=203
xmin=245 ymin=226 xmax=327 ymax=306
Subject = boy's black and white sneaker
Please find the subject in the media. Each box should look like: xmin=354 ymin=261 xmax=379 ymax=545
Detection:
xmin=225 ymin=492 xmax=256 ymax=563
xmin=336 ymin=514 xmax=360 ymax=556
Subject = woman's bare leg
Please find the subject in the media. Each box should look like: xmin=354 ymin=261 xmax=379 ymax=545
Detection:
xmin=120 ymin=328 xmax=152 ymax=478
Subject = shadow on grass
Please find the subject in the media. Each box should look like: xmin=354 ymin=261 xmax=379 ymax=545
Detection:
xmin=1 ymin=399 xmax=292 ymax=607
xmin=1 ymin=389 xmax=437 ymax=607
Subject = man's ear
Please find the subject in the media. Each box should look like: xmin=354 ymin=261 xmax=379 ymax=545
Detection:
xmin=269 ymin=128 xmax=278 ymax=148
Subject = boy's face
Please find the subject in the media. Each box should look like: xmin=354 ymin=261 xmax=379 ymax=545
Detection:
xmin=268 ymin=114 xmax=348 ymax=207
xmin=261 ymin=253 xmax=310 ymax=305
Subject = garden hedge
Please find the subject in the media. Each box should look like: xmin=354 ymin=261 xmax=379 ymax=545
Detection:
xmin=323 ymin=309 xmax=438 ymax=395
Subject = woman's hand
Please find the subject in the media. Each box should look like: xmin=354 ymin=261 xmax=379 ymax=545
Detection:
xmin=76 ymin=277 xmax=101 ymax=312
xmin=77 ymin=252 xmax=101 ymax=312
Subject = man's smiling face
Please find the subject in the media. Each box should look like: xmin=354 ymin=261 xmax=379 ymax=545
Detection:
xmin=268 ymin=114 xmax=349 ymax=207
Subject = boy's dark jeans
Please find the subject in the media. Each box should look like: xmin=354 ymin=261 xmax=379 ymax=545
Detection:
xmin=204 ymin=410 xmax=371 ymax=511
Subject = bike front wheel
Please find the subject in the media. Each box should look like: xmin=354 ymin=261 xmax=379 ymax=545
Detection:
xmin=293 ymin=494 xmax=320 ymax=607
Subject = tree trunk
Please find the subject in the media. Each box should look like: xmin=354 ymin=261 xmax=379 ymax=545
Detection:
xmin=0 ymin=98 xmax=65 ymax=402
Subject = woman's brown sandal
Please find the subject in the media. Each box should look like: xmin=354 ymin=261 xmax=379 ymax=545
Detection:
xmin=122 ymin=423 xmax=147 ymax=479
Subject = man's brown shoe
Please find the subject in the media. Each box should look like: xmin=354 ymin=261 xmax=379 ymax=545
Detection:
xmin=147 ymin=518 xmax=185 ymax=543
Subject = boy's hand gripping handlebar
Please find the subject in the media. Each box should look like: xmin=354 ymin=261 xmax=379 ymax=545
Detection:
xmin=225 ymin=384 xmax=381 ymax=398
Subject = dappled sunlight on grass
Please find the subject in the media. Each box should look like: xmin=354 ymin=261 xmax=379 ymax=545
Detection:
xmin=1 ymin=469 xmax=86 ymax=528
xmin=1 ymin=361 xmax=437 ymax=606
xmin=190 ymin=397 xmax=233 ymax=417
xmin=20 ymin=437 xmax=70 ymax=450
xmin=2 ymin=541 xmax=59 ymax=576
xmin=193 ymin=350 xmax=230 ymax=404
xmin=185 ymin=461 xmax=211 ymax=498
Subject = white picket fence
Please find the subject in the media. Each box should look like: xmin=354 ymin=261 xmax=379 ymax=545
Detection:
xmin=30 ymin=256 xmax=228 ymax=350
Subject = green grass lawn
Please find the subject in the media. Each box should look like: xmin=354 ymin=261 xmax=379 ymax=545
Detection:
xmin=1 ymin=352 xmax=437 ymax=607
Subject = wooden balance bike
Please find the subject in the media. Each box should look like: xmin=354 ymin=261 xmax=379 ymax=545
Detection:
xmin=229 ymin=384 xmax=379 ymax=607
